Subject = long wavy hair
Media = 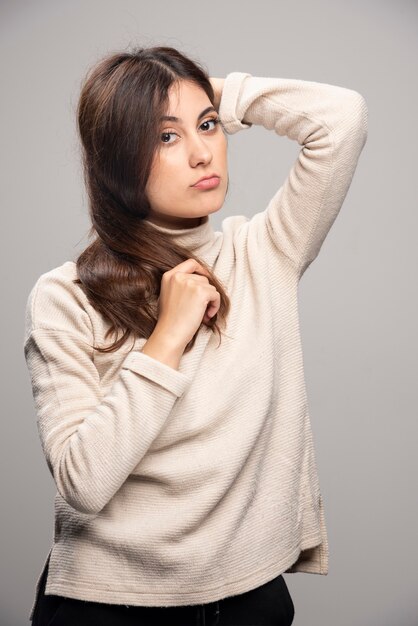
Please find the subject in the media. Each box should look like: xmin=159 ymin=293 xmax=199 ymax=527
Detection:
xmin=74 ymin=45 xmax=231 ymax=354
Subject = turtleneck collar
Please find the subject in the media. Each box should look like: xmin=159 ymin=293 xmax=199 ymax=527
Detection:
xmin=145 ymin=214 xmax=217 ymax=257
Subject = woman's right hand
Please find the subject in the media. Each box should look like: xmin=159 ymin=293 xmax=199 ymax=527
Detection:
xmin=155 ymin=258 xmax=221 ymax=350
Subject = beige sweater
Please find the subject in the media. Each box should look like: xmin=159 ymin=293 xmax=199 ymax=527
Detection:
xmin=24 ymin=70 xmax=368 ymax=618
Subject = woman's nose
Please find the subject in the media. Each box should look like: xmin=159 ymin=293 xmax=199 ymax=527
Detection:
xmin=189 ymin=135 xmax=212 ymax=166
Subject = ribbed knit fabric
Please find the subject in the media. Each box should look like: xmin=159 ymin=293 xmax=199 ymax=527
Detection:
xmin=23 ymin=71 xmax=368 ymax=620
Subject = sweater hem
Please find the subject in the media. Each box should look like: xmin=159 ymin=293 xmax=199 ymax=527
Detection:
xmin=38 ymin=532 xmax=323 ymax=610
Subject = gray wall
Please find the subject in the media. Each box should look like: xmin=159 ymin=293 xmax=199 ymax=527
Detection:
xmin=2 ymin=0 xmax=417 ymax=624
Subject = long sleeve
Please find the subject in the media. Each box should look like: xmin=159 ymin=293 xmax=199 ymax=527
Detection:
xmin=218 ymin=71 xmax=368 ymax=277
xmin=23 ymin=269 xmax=192 ymax=515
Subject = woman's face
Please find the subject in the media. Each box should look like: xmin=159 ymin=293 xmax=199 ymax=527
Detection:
xmin=145 ymin=79 xmax=228 ymax=229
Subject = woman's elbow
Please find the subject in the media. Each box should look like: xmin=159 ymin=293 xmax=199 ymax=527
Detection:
xmin=348 ymin=90 xmax=369 ymax=142
xmin=52 ymin=451 xmax=106 ymax=515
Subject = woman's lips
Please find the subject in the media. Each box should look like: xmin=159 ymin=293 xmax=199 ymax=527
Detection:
xmin=192 ymin=176 xmax=220 ymax=190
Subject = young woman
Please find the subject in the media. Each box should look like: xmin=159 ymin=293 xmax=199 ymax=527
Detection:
xmin=24 ymin=45 xmax=368 ymax=625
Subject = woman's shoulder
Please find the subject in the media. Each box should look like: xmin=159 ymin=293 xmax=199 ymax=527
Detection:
xmin=24 ymin=260 xmax=96 ymax=339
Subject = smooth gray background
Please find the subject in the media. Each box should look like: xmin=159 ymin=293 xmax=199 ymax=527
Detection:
xmin=1 ymin=1 xmax=417 ymax=625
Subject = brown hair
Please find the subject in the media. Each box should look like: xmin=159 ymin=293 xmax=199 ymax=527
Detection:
xmin=74 ymin=45 xmax=231 ymax=354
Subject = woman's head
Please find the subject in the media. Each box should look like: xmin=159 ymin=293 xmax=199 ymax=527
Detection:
xmin=74 ymin=45 xmax=231 ymax=353
xmin=77 ymin=45 xmax=228 ymax=233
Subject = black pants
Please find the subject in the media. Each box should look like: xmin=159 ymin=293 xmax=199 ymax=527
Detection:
xmin=31 ymin=554 xmax=295 ymax=625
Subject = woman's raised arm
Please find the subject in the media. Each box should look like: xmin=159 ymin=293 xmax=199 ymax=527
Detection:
xmin=218 ymin=71 xmax=368 ymax=278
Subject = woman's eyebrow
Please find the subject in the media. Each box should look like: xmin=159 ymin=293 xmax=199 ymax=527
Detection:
xmin=160 ymin=106 xmax=216 ymax=123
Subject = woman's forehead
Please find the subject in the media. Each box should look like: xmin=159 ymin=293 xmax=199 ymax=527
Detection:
xmin=165 ymin=81 xmax=211 ymax=120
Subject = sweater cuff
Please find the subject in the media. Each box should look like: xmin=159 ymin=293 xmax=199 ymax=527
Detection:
xmin=219 ymin=71 xmax=253 ymax=134
xmin=121 ymin=350 xmax=192 ymax=397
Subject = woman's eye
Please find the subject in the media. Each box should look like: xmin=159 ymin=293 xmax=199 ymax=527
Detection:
xmin=160 ymin=131 xmax=177 ymax=144
xmin=200 ymin=117 xmax=220 ymax=132
xmin=160 ymin=117 xmax=220 ymax=145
